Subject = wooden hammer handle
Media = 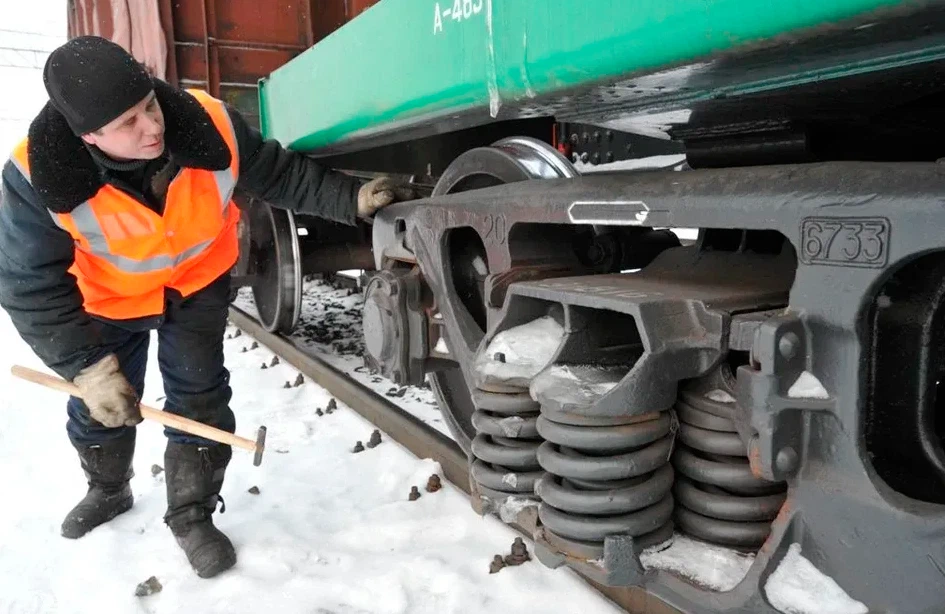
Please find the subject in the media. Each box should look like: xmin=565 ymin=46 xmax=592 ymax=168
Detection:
xmin=10 ymin=364 xmax=258 ymax=453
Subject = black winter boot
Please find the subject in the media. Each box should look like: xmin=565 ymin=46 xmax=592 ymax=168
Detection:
xmin=61 ymin=430 xmax=136 ymax=539
xmin=163 ymin=441 xmax=236 ymax=578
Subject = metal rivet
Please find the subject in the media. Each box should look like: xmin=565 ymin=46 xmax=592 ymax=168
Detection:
xmin=776 ymin=447 xmax=798 ymax=473
xmin=779 ymin=333 xmax=800 ymax=360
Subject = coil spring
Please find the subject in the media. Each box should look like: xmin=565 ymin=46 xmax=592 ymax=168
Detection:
xmin=672 ymin=390 xmax=787 ymax=549
xmin=470 ymin=389 xmax=544 ymax=501
xmin=533 ymin=410 xmax=676 ymax=560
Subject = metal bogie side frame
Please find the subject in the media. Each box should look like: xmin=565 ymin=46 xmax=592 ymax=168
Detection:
xmin=370 ymin=162 xmax=945 ymax=614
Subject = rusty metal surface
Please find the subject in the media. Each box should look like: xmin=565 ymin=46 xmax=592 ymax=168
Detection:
xmin=164 ymin=0 xmax=315 ymax=125
xmin=68 ymin=0 xmax=168 ymax=77
xmin=227 ymin=305 xmax=680 ymax=614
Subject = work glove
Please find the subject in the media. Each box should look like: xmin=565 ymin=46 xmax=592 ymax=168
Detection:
xmin=72 ymin=354 xmax=143 ymax=428
xmin=357 ymin=176 xmax=417 ymax=219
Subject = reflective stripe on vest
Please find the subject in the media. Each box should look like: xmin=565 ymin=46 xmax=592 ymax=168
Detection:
xmin=71 ymin=205 xmax=213 ymax=273
xmin=10 ymin=99 xmax=238 ymax=275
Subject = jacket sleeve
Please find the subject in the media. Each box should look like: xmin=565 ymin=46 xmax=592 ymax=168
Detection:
xmin=0 ymin=161 xmax=107 ymax=380
xmin=226 ymin=106 xmax=361 ymax=225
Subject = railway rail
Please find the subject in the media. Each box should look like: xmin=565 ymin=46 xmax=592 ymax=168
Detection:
xmin=227 ymin=304 xmax=679 ymax=614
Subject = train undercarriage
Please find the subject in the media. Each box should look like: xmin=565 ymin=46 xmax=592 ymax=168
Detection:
xmin=224 ymin=2 xmax=945 ymax=612
xmin=237 ymin=143 xmax=945 ymax=613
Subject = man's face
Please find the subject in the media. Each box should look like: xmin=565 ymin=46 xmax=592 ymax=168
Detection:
xmin=81 ymin=91 xmax=165 ymax=161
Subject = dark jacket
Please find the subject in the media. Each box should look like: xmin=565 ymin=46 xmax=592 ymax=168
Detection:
xmin=0 ymin=79 xmax=362 ymax=380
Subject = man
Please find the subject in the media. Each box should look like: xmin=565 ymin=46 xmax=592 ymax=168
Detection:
xmin=0 ymin=36 xmax=414 ymax=578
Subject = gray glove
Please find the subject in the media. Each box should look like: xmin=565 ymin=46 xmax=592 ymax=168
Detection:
xmin=72 ymin=354 xmax=142 ymax=428
xmin=357 ymin=176 xmax=416 ymax=218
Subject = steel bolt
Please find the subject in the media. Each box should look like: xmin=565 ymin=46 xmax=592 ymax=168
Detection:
xmin=250 ymin=341 xmax=258 ymax=350
xmin=352 ymin=441 xmax=365 ymax=453
xmin=494 ymin=352 xmax=506 ymax=363
xmin=504 ymin=537 xmax=531 ymax=566
xmin=283 ymin=381 xmax=291 ymax=389
xmin=426 ymin=474 xmax=442 ymax=493
xmin=366 ymin=429 xmax=382 ymax=448
xmin=135 ymin=576 xmax=163 ymax=597
xmin=327 ymin=399 xmax=337 ymax=413
xmin=776 ymin=447 xmax=799 ymax=474
xmin=778 ymin=333 xmax=800 ymax=360
xmin=293 ymin=373 xmax=304 ymax=387
xmin=489 ymin=555 xmax=506 ymax=574
xmin=261 ymin=363 xmax=268 ymax=370
xmin=270 ymin=356 xmax=280 ymax=367
xmin=408 ymin=486 xmax=421 ymax=501
xmin=233 ymin=329 xmax=242 ymax=338
xmin=248 ymin=485 xmax=260 ymax=495
xmin=316 ymin=408 xmax=324 ymax=417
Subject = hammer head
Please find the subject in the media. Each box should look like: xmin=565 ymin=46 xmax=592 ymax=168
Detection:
xmin=253 ymin=426 xmax=267 ymax=466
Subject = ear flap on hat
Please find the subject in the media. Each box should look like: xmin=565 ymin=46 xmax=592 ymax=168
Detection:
xmin=27 ymin=102 xmax=103 ymax=214
xmin=152 ymin=79 xmax=231 ymax=171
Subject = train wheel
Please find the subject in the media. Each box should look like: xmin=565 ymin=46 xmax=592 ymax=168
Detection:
xmin=248 ymin=201 xmax=302 ymax=334
xmin=428 ymin=137 xmax=577 ymax=454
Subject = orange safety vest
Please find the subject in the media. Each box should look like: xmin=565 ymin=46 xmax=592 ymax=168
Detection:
xmin=9 ymin=89 xmax=241 ymax=320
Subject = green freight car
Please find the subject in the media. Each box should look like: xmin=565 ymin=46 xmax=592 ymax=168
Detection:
xmin=238 ymin=2 xmax=945 ymax=612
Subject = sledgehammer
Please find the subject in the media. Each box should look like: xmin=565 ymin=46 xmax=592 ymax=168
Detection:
xmin=10 ymin=365 xmax=267 ymax=466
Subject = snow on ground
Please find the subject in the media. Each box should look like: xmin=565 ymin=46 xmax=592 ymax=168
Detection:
xmin=233 ymin=278 xmax=451 ymax=439
xmin=0 ymin=307 xmax=625 ymax=614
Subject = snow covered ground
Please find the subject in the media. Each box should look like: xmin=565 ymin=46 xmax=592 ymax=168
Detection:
xmin=0 ymin=308 xmax=625 ymax=614
xmin=232 ymin=279 xmax=450 ymax=439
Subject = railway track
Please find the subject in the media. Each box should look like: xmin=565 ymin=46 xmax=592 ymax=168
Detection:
xmin=227 ymin=304 xmax=680 ymax=614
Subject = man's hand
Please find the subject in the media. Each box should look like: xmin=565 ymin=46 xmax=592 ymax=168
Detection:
xmin=72 ymin=354 xmax=142 ymax=428
xmin=357 ymin=176 xmax=417 ymax=219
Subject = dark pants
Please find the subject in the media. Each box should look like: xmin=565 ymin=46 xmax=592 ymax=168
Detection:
xmin=66 ymin=274 xmax=236 ymax=447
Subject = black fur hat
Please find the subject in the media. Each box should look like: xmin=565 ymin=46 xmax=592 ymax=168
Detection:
xmin=42 ymin=36 xmax=153 ymax=136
